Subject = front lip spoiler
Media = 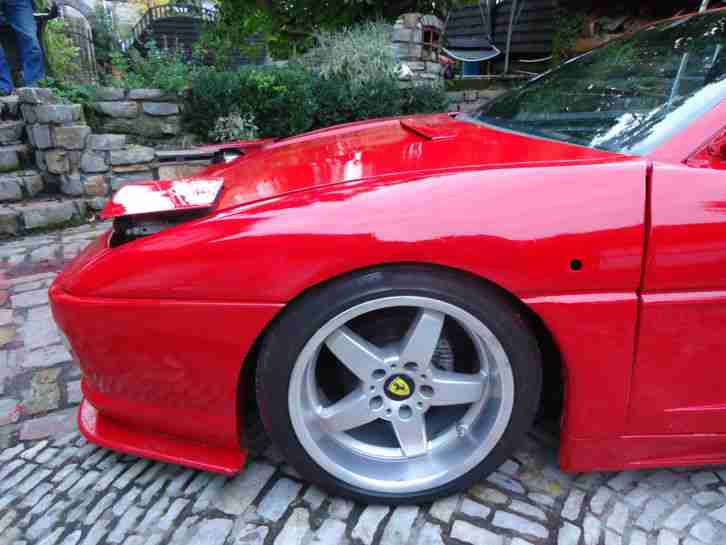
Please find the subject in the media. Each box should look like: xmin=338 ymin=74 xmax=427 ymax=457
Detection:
xmin=78 ymin=396 xmax=245 ymax=475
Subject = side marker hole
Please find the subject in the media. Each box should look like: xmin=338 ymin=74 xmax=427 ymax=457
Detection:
xmin=570 ymin=259 xmax=583 ymax=272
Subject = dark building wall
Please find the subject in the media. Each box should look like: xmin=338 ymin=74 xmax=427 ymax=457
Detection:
xmin=561 ymin=0 xmax=722 ymax=17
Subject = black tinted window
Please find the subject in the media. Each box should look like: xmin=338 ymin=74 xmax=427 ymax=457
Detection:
xmin=475 ymin=12 xmax=726 ymax=154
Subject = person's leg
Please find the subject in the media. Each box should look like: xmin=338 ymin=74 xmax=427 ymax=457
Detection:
xmin=0 ymin=4 xmax=15 ymax=93
xmin=5 ymin=0 xmax=44 ymax=86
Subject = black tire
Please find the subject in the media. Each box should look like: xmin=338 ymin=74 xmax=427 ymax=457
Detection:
xmin=256 ymin=265 xmax=542 ymax=505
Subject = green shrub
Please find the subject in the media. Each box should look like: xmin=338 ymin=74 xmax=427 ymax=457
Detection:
xmin=43 ymin=19 xmax=82 ymax=82
xmin=185 ymin=66 xmax=449 ymax=140
xmin=183 ymin=20 xmax=448 ymax=141
xmin=401 ymin=83 xmax=450 ymax=115
xmin=301 ymin=22 xmax=397 ymax=85
xmin=238 ymin=66 xmax=317 ymax=138
xmin=302 ymin=22 xmax=447 ymax=126
xmin=183 ymin=68 xmax=243 ymax=140
xmin=38 ymin=77 xmax=99 ymax=105
xmin=91 ymin=5 xmax=121 ymax=70
xmin=185 ymin=65 xmax=317 ymax=140
xmin=195 ymin=9 xmax=274 ymax=69
xmin=312 ymin=74 xmax=403 ymax=127
xmin=106 ymin=41 xmax=195 ymax=92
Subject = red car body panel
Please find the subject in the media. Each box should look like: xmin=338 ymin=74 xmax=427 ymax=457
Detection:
xmin=523 ymin=293 xmax=639 ymax=440
xmin=50 ymin=94 xmax=726 ymax=475
xmin=630 ymin=162 xmax=726 ymax=436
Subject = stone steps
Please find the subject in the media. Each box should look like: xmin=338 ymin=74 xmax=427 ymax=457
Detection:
xmin=0 ymin=94 xmax=30 ymax=176
xmin=0 ymin=94 xmax=20 ymax=120
xmin=0 ymin=170 xmax=43 ymax=203
xmin=0 ymin=88 xmax=216 ymax=239
xmin=0 ymin=195 xmax=107 ymax=237
xmin=0 ymin=88 xmax=223 ymax=240
xmin=0 ymin=120 xmax=25 ymax=146
xmin=0 ymin=143 xmax=32 ymax=174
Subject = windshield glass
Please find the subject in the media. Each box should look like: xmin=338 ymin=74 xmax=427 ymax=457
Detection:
xmin=475 ymin=11 xmax=726 ymax=155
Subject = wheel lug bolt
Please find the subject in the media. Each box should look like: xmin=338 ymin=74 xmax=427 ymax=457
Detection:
xmin=404 ymin=362 xmax=418 ymax=372
xmin=421 ymin=385 xmax=434 ymax=398
xmin=370 ymin=396 xmax=383 ymax=410
xmin=372 ymin=369 xmax=386 ymax=380
xmin=399 ymin=405 xmax=412 ymax=420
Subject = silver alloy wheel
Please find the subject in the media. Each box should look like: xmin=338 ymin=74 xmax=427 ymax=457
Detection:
xmin=288 ymin=296 xmax=515 ymax=495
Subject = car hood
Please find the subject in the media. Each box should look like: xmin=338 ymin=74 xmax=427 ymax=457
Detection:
xmin=103 ymin=114 xmax=631 ymax=219
xmin=212 ymin=114 xmax=627 ymax=210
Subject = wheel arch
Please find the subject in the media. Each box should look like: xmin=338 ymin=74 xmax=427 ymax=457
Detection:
xmin=237 ymin=261 xmax=565 ymax=443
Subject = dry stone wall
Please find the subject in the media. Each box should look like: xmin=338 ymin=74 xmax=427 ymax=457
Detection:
xmin=0 ymin=87 xmax=211 ymax=237
xmin=19 ymin=88 xmax=155 ymax=204
xmin=86 ymin=87 xmax=195 ymax=148
xmin=18 ymin=87 xmax=209 ymax=202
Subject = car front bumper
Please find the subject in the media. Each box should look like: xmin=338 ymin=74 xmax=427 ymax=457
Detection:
xmin=50 ymin=254 xmax=283 ymax=474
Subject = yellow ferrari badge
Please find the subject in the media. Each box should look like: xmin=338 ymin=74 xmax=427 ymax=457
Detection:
xmin=388 ymin=377 xmax=411 ymax=397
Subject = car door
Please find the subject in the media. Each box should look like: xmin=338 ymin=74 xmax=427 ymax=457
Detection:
xmin=629 ymin=130 xmax=726 ymax=435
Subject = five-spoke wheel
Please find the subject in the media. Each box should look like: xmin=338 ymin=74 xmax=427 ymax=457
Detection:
xmin=257 ymin=267 xmax=541 ymax=504
xmin=319 ymin=306 xmax=490 ymax=458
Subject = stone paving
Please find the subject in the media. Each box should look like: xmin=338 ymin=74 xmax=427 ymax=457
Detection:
xmin=2 ymin=225 xmax=726 ymax=545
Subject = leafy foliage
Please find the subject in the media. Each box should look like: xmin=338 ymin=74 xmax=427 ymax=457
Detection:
xmin=110 ymin=41 xmax=195 ymax=92
xmin=186 ymin=19 xmax=448 ymax=141
xmin=210 ymin=0 xmax=457 ymax=58
xmin=196 ymin=7 xmax=276 ymax=68
xmin=186 ymin=66 xmax=448 ymax=141
xmin=210 ymin=112 xmax=260 ymax=142
xmin=37 ymin=77 xmax=99 ymax=104
xmin=185 ymin=18 xmax=448 ymax=141
xmin=238 ymin=66 xmax=318 ymax=137
xmin=300 ymin=23 xmax=398 ymax=84
xmin=91 ymin=5 xmax=122 ymax=70
xmin=183 ymin=69 xmax=243 ymax=138
xmin=306 ymin=22 xmax=448 ymax=127
xmin=400 ymin=83 xmax=450 ymax=115
xmin=311 ymin=74 xmax=405 ymax=128
xmin=185 ymin=65 xmax=317 ymax=139
xmin=42 ymin=19 xmax=82 ymax=82
xmin=40 ymin=13 xmax=448 ymax=142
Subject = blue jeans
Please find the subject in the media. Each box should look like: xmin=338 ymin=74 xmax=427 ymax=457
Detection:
xmin=0 ymin=0 xmax=44 ymax=93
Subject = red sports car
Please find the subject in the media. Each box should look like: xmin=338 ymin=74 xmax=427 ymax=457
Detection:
xmin=51 ymin=10 xmax=726 ymax=504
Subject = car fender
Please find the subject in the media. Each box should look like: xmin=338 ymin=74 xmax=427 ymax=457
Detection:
xmin=63 ymin=159 xmax=647 ymax=303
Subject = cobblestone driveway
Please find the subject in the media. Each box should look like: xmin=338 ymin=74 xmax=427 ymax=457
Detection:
xmin=2 ymin=225 xmax=726 ymax=545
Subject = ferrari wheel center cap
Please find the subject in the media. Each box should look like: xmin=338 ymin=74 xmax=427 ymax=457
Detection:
xmin=384 ymin=374 xmax=415 ymax=401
